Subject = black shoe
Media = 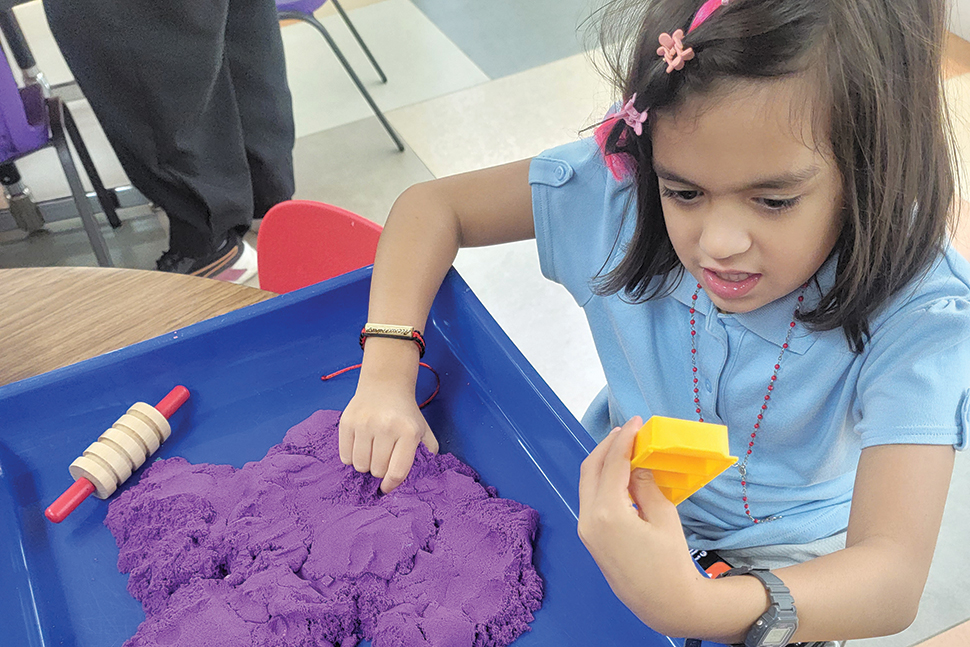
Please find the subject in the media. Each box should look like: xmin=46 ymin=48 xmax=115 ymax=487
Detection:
xmin=155 ymin=232 xmax=258 ymax=284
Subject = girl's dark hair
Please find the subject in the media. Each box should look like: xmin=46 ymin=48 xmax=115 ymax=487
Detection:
xmin=589 ymin=0 xmax=956 ymax=352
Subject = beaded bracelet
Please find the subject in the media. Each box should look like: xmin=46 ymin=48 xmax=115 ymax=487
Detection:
xmin=359 ymin=323 xmax=426 ymax=358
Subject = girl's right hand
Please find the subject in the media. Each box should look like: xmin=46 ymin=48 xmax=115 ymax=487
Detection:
xmin=338 ymin=383 xmax=439 ymax=494
xmin=336 ymin=159 xmax=533 ymax=494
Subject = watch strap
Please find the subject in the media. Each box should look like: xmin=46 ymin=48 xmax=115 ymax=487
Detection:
xmin=720 ymin=566 xmax=798 ymax=647
xmin=721 ymin=566 xmax=796 ymax=613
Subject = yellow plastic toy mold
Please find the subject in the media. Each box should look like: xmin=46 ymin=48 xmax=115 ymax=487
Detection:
xmin=631 ymin=416 xmax=737 ymax=505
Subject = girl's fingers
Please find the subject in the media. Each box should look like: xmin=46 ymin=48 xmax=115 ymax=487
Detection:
xmin=579 ymin=426 xmax=621 ymax=500
xmin=337 ymin=418 xmax=354 ymax=465
xmin=629 ymin=468 xmax=674 ymax=522
xmin=381 ymin=439 xmax=419 ymax=493
xmin=369 ymin=433 xmax=396 ymax=479
xmin=597 ymin=416 xmax=642 ymax=493
xmin=351 ymin=433 xmax=374 ymax=474
xmin=422 ymin=426 xmax=440 ymax=454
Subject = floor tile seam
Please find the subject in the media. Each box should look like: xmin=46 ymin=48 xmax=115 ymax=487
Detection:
xmin=398 ymin=66 xmax=507 ymax=117
xmin=287 ymin=66 xmax=494 ymax=143
xmin=376 ymin=69 xmax=545 ymax=178
xmin=311 ymin=0 xmax=392 ymax=19
xmin=379 ymin=48 xmax=603 ymax=120
xmin=309 ymin=0 xmax=494 ymax=84
xmin=913 ymin=619 xmax=970 ymax=647
xmin=377 ymin=43 xmax=601 ymax=115
xmin=374 ymin=51 xmax=615 ymax=179
xmin=283 ymin=0 xmax=500 ymax=140
xmin=402 ymin=0 xmax=493 ymax=82
xmin=288 ymin=105 xmax=443 ymax=177
xmin=378 ymin=104 xmax=438 ymax=179
xmin=379 ymin=72 xmax=495 ymax=119
xmin=379 ymin=87 xmax=488 ymax=179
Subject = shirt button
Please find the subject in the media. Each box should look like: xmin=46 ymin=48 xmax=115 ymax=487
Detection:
xmin=555 ymin=165 xmax=566 ymax=180
xmin=705 ymin=379 xmax=713 ymax=393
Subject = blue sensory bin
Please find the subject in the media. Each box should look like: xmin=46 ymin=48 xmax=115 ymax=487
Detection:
xmin=0 ymin=267 xmax=681 ymax=647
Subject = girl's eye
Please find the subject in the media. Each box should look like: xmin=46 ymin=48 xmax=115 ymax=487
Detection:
xmin=757 ymin=196 xmax=801 ymax=212
xmin=660 ymin=187 xmax=701 ymax=202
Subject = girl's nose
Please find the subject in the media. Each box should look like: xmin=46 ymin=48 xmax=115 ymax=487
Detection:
xmin=698 ymin=216 xmax=752 ymax=261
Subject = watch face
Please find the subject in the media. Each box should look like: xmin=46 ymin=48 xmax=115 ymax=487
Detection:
xmin=762 ymin=624 xmax=797 ymax=647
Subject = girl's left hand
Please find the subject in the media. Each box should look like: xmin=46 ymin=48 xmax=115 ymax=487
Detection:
xmin=577 ymin=415 xmax=707 ymax=634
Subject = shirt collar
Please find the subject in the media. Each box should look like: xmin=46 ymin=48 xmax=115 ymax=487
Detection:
xmin=667 ymin=256 xmax=838 ymax=355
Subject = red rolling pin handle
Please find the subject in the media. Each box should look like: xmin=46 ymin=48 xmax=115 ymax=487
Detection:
xmin=45 ymin=478 xmax=96 ymax=523
xmin=44 ymin=385 xmax=191 ymax=523
xmin=155 ymin=385 xmax=190 ymax=419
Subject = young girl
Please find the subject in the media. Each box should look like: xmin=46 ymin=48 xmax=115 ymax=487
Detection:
xmin=339 ymin=0 xmax=970 ymax=643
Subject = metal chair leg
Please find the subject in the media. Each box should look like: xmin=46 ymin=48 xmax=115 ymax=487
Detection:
xmin=62 ymin=102 xmax=122 ymax=229
xmin=329 ymin=0 xmax=387 ymax=83
xmin=280 ymin=10 xmax=405 ymax=152
xmin=48 ymin=98 xmax=113 ymax=267
xmin=0 ymin=162 xmax=45 ymax=233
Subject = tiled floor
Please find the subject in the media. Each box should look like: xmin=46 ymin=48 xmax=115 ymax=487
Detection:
xmin=0 ymin=2 xmax=967 ymax=645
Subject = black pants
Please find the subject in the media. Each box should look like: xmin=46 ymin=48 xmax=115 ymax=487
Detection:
xmin=45 ymin=0 xmax=296 ymax=258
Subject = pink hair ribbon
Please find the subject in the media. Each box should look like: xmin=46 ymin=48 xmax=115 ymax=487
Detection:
xmin=594 ymin=95 xmax=647 ymax=180
xmin=594 ymin=119 xmax=635 ymax=180
xmin=688 ymin=0 xmax=730 ymax=33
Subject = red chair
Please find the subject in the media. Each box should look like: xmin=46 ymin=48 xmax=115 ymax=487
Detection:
xmin=256 ymin=199 xmax=382 ymax=293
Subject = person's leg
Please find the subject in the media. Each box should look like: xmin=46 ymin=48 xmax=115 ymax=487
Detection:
xmin=44 ymin=0 xmax=254 ymax=260
xmin=225 ymin=0 xmax=295 ymax=222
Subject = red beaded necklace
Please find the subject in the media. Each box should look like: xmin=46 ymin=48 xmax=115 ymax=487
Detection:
xmin=688 ymin=282 xmax=807 ymax=524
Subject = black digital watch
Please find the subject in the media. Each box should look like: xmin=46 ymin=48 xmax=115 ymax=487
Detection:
xmin=719 ymin=566 xmax=799 ymax=647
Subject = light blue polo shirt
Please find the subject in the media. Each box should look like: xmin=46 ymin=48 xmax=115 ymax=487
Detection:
xmin=530 ymin=137 xmax=970 ymax=551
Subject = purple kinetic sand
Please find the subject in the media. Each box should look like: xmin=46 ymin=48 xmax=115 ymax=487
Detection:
xmin=105 ymin=410 xmax=543 ymax=647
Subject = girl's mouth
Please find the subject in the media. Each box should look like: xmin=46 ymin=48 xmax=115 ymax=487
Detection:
xmin=702 ymin=268 xmax=761 ymax=300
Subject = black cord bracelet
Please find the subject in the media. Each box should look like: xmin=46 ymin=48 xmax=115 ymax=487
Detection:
xmin=359 ymin=325 xmax=426 ymax=358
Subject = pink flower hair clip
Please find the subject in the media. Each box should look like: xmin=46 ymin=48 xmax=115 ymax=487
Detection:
xmin=656 ymin=0 xmax=731 ymax=74
xmin=657 ymin=29 xmax=694 ymax=73
xmin=616 ymin=93 xmax=648 ymax=136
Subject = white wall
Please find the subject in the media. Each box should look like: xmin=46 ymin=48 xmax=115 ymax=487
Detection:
xmin=952 ymin=0 xmax=970 ymax=42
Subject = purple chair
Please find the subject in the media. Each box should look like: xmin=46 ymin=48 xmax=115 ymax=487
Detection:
xmin=0 ymin=43 xmax=119 ymax=266
xmin=277 ymin=0 xmax=404 ymax=151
